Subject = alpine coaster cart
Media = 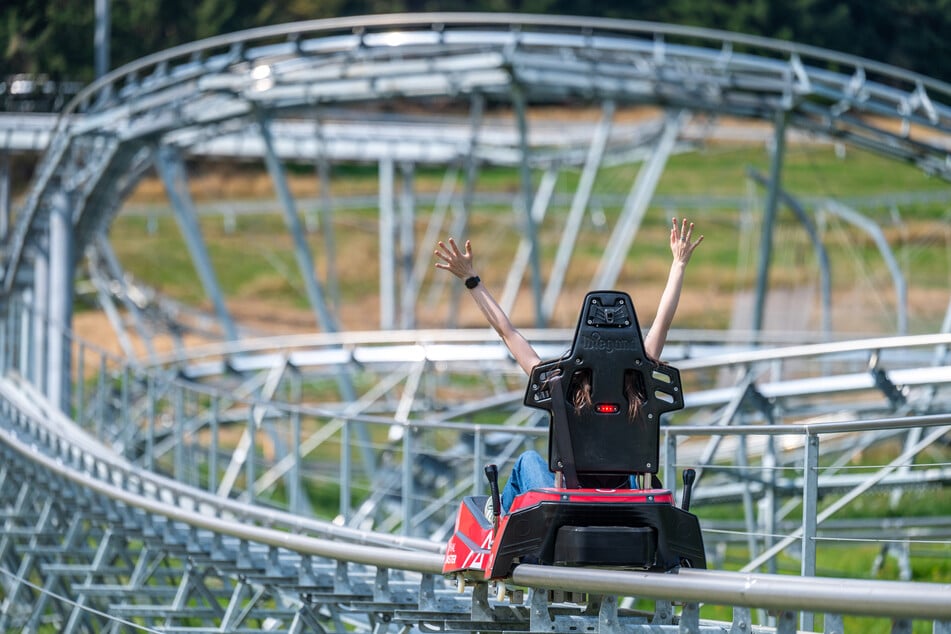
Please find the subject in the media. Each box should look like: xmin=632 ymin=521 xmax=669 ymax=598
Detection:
xmin=443 ymin=291 xmax=706 ymax=586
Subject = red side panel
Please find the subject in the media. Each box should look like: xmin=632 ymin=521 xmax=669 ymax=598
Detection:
xmin=442 ymin=498 xmax=495 ymax=575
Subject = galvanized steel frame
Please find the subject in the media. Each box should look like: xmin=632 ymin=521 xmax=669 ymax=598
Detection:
xmin=1 ymin=12 xmax=951 ymax=632
xmin=0 ymin=362 xmax=949 ymax=631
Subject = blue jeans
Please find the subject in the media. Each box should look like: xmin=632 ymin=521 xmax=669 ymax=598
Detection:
xmin=500 ymin=450 xmax=554 ymax=513
xmin=499 ymin=449 xmax=639 ymax=513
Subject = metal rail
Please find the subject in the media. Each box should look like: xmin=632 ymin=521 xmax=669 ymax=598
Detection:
xmin=0 ymin=368 xmax=949 ymax=632
xmin=5 ymin=293 xmax=947 ymax=529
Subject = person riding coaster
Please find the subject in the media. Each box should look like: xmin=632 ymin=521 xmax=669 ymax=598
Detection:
xmin=441 ymin=290 xmax=706 ymax=580
xmin=436 ymin=218 xmax=706 ymax=581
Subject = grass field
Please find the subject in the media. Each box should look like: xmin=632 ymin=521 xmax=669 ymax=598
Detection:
xmin=104 ymin=138 xmax=951 ymax=332
xmin=104 ymin=139 xmax=951 ymax=343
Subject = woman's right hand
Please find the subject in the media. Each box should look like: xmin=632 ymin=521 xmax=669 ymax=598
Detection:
xmin=669 ymin=217 xmax=704 ymax=266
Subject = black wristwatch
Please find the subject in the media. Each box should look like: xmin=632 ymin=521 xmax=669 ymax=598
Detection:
xmin=465 ymin=275 xmax=481 ymax=289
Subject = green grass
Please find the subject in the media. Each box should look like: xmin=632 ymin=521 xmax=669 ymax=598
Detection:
xmin=114 ymin=140 xmax=951 ymax=310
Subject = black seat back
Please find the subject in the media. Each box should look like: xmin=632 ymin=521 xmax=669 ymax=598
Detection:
xmin=524 ymin=291 xmax=684 ymax=485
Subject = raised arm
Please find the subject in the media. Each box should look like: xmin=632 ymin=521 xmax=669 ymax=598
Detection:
xmin=643 ymin=217 xmax=704 ymax=359
xmin=434 ymin=238 xmax=541 ymax=375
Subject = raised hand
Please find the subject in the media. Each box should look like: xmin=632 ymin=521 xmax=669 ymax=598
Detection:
xmin=434 ymin=237 xmax=477 ymax=280
xmin=669 ymin=217 xmax=704 ymax=265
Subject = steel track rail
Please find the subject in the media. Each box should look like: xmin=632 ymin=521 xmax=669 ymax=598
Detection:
xmin=1 ymin=380 xmax=949 ymax=632
xmin=0 ymin=372 xmax=443 ymax=555
xmin=26 ymin=319 xmax=951 ymax=538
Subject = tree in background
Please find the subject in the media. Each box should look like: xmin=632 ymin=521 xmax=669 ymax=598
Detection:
xmin=1 ymin=0 xmax=949 ymax=85
xmin=3 ymin=0 xmax=94 ymax=77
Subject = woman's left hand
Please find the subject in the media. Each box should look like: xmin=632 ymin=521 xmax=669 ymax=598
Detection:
xmin=434 ymin=237 xmax=477 ymax=280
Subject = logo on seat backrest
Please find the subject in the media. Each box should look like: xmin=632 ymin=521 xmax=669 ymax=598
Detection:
xmin=580 ymin=332 xmax=639 ymax=354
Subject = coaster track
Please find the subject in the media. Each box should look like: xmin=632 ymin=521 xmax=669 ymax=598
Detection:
xmin=1 ymin=13 xmax=950 ymax=633
xmin=0 ymin=337 xmax=949 ymax=632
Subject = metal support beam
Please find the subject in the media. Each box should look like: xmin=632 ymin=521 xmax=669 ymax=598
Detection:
xmin=761 ymin=433 xmax=778 ymax=575
xmin=314 ymin=117 xmax=340 ymax=310
xmin=752 ymin=111 xmax=788 ymax=334
xmin=18 ymin=290 xmax=31 ymax=381
xmin=664 ymin=430 xmax=677 ymax=501
xmin=399 ymin=161 xmax=416 ymax=329
xmin=31 ymin=246 xmax=48 ymax=392
xmin=933 ymin=299 xmax=951 ymax=368
xmin=155 ymin=145 xmax=239 ymax=341
xmin=800 ymin=434 xmax=820 ymax=630
xmin=736 ymin=432 xmax=760 ymax=565
xmin=511 ymin=84 xmax=544 ymax=327
xmin=543 ymin=100 xmax=614 ymax=323
xmin=592 ymin=110 xmax=688 ymax=290
xmin=289 ymin=371 xmax=305 ymax=514
xmin=379 ymin=156 xmax=396 ymax=330
xmin=258 ymin=110 xmax=337 ymax=333
xmin=0 ymin=293 xmax=8 ymax=375
xmin=402 ymin=424 xmax=415 ymax=537
xmin=0 ymin=150 xmax=9 ymax=241
xmin=47 ymin=191 xmax=74 ymax=412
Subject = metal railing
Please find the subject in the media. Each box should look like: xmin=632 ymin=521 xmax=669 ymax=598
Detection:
xmin=4 ymin=294 xmax=948 ymax=556
xmin=0 ymin=354 xmax=949 ymax=632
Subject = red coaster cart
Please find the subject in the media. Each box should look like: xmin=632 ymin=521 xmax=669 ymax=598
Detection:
xmin=443 ymin=291 xmax=706 ymax=587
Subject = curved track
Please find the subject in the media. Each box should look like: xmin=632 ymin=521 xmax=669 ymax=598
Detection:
xmin=1 ymin=13 xmax=950 ymax=633
xmin=0 ymin=331 xmax=950 ymax=632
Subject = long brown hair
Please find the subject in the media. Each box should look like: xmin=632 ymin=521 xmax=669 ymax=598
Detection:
xmin=623 ymin=369 xmax=648 ymax=420
xmin=569 ymin=368 xmax=593 ymax=414
xmin=567 ymin=367 xmax=650 ymax=421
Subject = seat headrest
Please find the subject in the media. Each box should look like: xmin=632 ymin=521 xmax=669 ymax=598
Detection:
xmin=523 ymin=290 xmax=684 ymax=476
